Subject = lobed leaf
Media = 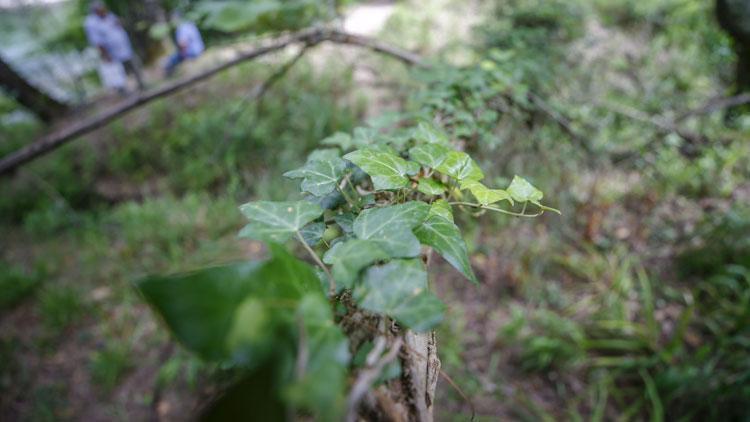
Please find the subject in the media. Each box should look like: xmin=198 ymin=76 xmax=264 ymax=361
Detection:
xmin=409 ymin=143 xmax=451 ymax=169
xmin=299 ymin=222 xmax=326 ymax=246
xmin=353 ymin=259 xmax=445 ymax=332
xmin=413 ymin=121 xmax=450 ymax=145
xmin=322 ymin=239 xmax=390 ymax=290
xmin=343 ymin=149 xmax=420 ymax=191
xmin=283 ymin=158 xmax=347 ymax=197
xmin=436 ymin=150 xmax=484 ymax=182
xmin=415 ymin=207 xmax=477 ymax=283
xmin=461 ymin=180 xmax=513 ymax=206
xmin=507 ymin=175 xmax=543 ymax=203
xmin=238 ymin=201 xmax=323 ymax=242
xmin=353 ymin=202 xmax=429 ymax=257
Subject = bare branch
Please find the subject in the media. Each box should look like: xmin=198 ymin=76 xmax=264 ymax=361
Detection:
xmin=0 ymin=28 xmax=425 ymax=176
xmin=346 ymin=336 xmax=403 ymax=422
xmin=675 ymin=92 xmax=750 ymax=122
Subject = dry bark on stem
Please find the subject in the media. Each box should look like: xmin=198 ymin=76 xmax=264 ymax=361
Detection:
xmin=0 ymin=28 xmax=426 ymax=176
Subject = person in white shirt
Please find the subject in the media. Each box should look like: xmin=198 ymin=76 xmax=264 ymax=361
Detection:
xmin=84 ymin=1 xmax=144 ymax=90
xmin=164 ymin=13 xmax=205 ymax=77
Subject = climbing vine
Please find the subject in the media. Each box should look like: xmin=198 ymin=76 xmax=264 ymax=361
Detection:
xmin=136 ymin=119 xmax=557 ymax=419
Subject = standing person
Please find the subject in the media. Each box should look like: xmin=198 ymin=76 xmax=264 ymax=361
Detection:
xmin=164 ymin=12 xmax=204 ymax=77
xmin=84 ymin=1 xmax=144 ymax=91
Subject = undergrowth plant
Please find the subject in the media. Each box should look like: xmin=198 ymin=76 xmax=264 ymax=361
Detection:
xmin=136 ymin=120 xmax=557 ymax=419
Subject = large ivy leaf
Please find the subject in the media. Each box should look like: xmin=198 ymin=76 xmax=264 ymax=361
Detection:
xmin=283 ymin=158 xmax=347 ymax=197
xmin=322 ymin=239 xmax=390 ymax=289
xmin=284 ymin=294 xmax=349 ymax=420
xmin=435 ymin=151 xmax=484 ymax=182
xmin=136 ymin=244 xmax=322 ymax=362
xmin=343 ymin=149 xmax=420 ymax=191
xmin=461 ymin=180 xmax=513 ymax=206
xmin=415 ymin=205 xmax=477 ymax=283
xmin=239 ymin=201 xmax=323 ymax=242
xmin=353 ymin=202 xmax=429 ymax=257
xmin=353 ymin=259 xmax=445 ymax=332
xmin=506 ymin=175 xmax=543 ymax=203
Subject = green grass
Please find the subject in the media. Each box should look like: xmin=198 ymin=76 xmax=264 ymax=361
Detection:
xmin=89 ymin=341 xmax=133 ymax=392
xmin=37 ymin=285 xmax=87 ymax=332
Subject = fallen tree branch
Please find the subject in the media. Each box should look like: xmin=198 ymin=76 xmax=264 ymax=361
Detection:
xmin=601 ymin=101 xmax=707 ymax=149
xmin=675 ymin=92 xmax=750 ymax=122
xmin=0 ymin=28 xmax=425 ymax=176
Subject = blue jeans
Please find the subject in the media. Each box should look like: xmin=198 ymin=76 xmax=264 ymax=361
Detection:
xmin=165 ymin=51 xmax=199 ymax=76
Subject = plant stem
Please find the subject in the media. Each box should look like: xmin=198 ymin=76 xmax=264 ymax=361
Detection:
xmin=295 ymin=231 xmax=336 ymax=295
xmin=448 ymin=202 xmax=543 ymax=218
xmin=338 ymin=175 xmax=360 ymax=212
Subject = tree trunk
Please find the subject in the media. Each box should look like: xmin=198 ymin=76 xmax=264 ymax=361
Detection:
xmin=0 ymin=55 xmax=68 ymax=123
xmin=355 ymin=330 xmax=440 ymax=422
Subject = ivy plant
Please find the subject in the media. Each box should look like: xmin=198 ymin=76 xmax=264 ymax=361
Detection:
xmin=136 ymin=121 xmax=557 ymax=419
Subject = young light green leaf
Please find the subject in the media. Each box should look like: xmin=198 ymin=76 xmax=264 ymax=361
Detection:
xmin=414 ymin=214 xmax=477 ymax=283
xmin=429 ymin=199 xmax=454 ymax=222
xmin=417 ymin=178 xmax=446 ymax=195
xmin=353 ymin=259 xmax=445 ymax=332
xmin=507 ymin=175 xmax=543 ymax=203
xmin=283 ymin=158 xmax=347 ymax=197
xmin=322 ymin=239 xmax=390 ymax=289
xmin=343 ymin=149 xmax=420 ymax=191
xmin=461 ymin=180 xmax=513 ymax=206
xmin=239 ymin=201 xmax=323 ymax=242
xmin=435 ymin=150 xmax=484 ymax=182
xmin=353 ymin=202 xmax=429 ymax=257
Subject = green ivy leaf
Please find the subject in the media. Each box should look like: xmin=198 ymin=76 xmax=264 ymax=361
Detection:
xmin=353 ymin=259 xmax=445 ymax=332
xmin=300 ymin=222 xmax=326 ymax=246
xmin=353 ymin=202 xmax=429 ymax=257
xmin=417 ymin=178 xmax=446 ymax=195
xmin=322 ymin=239 xmax=390 ymax=289
xmin=333 ymin=213 xmax=355 ymax=233
xmin=409 ymin=143 xmax=451 ymax=169
xmin=461 ymin=180 xmax=513 ymax=206
xmin=238 ymin=201 xmax=323 ymax=242
xmin=283 ymin=158 xmax=347 ymax=197
xmin=413 ymin=121 xmax=450 ymax=145
xmin=136 ymin=244 xmax=323 ymax=362
xmin=321 ymin=132 xmax=356 ymax=151
xmin=343 ymin=149 xmax=420 ymax=191
xmin=414 ymin=208 xmax=477 ymax=283
xmin=429 ymin=199 xmax=454 ymax=222
xmin=435 ymin=151 xmax=484 ymax=182
xmin=507 ymin=175 xmax=543 ymax=203
xmin=306 ymin=148 xmax=341 ymax=162
xmin=283 ymin=294 xmax=349 ymax=420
